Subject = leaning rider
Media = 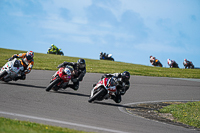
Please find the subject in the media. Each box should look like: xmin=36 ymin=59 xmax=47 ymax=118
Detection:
xmin=9 ymin=51 xmax=34 ymax=80
xmin=57 ymin=59 xmax=86 ymax=90
xmin=50 ymin=44 xmax=59 ymax=53
xmin=150 ymin=55 xmax=156 ymax=65
xmin=98 ymin=71 xmax=130 ymax=103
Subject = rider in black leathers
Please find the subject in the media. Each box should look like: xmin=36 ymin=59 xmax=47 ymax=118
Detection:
xmin=57 ymin=59 xmax=86 ymax=90
xmin=98 ymin=71 xmax=130 ymax=103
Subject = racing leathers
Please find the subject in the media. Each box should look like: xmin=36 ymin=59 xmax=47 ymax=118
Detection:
xmin=150 ymin=56 xmax=156 ymax=65
xmin=9 ymin=52 xmax=34 ymax=80
xmin=57 ymin=61 xmax=86 ymax=90
xmin=183 ymin=59 xmax=194 ymax=69
xmin=100 ymin=73 xmax=130 ymax=103
xmin=50 ymin=44 xmax=59 ymax=53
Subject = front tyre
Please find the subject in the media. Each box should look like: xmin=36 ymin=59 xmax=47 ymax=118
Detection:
xmin=46 ymin=78 xmax=61 ymax=92
xmin=88 ymin=88 xmax=106 ymax=103
xmin=0 ymin=71 xmax=8 ymax=80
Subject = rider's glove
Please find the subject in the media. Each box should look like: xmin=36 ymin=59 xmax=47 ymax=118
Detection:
xmin=8 ymin=57 xmax=13 ymax=61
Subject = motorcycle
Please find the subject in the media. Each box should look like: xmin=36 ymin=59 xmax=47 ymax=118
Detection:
xmin=100 ymin=53 xmax=114 ymax=61
xmin=0 ymin=58 xmax=24 ymax=82
xmin=152 ymin=59 xmax=162 ymax=67
xmin=172 ymin=62 xmax=179 ymax=68
xmin=183 ymin=61 xmax=194 ymax=69
xmin=47 ymin=48 xmax=64 ymax=56
xmin=45 ymin=65 xmax=74 ymax=91
xmin=88 ymin=77 xmax=118 ymax=103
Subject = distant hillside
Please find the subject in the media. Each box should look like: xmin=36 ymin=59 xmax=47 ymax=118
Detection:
xmin=0 ymin=48 xmax=200 ymax=79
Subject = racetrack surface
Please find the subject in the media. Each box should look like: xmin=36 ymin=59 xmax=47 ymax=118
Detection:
xmin=0 ymin=70 xmax=200 ymax=133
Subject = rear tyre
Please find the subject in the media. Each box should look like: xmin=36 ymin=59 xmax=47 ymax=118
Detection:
xmin=46 ymin=78 xmax=61 ymax=92
xmin=0 ymin=71 xmax=8 ymax=80
xmin=88 ymin=88 xmax=106 ymax=103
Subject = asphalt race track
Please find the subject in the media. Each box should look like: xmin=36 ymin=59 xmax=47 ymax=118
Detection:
xmin=0 ymin=70 xmax=200 ymax=133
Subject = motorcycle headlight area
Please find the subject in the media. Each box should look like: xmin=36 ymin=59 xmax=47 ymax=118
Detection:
xmin=64 ymin=68 xmax=71 ymax=76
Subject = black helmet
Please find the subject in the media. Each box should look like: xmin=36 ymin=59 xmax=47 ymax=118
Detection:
xmin=121 ymin=71 xmax=130 ymax=82
xmin=77 ymin=58 xmax=86 ymax=68
xmin=14 ymin=60 xmax=20 ymax=68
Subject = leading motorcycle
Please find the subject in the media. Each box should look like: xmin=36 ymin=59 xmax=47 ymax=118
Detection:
xmin=88 ymin=77 xmax=118 ymax=103
xmin=47 ymin=48 xmax=64 ymax=56
xmin=0 ymin=58 xmax=24 ymax=82
xmin=46 ymin=65 xmax=74 ymax=91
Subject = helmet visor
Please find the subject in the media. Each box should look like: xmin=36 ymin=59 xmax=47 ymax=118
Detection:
xmin=26 ymin=55 xmax=33 ymax=60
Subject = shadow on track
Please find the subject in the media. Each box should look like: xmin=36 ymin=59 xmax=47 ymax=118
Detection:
xmin=1 ymin=82 xmax=46 ymax=89
xmin=50 ymin=91 xmax=90 ymax=97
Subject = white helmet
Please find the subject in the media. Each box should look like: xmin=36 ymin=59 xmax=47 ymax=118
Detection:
xmin=64 ymin=66 xmax=74 ymax=76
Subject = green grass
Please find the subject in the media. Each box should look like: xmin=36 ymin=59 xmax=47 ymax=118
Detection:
xmin=1 ymin=48 xmax=200 ymax=78
xmin=159 ymin=101 xmax=200 ymax=128
xmin=0 ymin=117 xmax=90 ymax=133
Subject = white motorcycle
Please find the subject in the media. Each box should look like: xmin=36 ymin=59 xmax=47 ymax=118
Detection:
xmin=88 ymin=77 xmax=118 ymax=103
xmin=0 ymin=58 xmax=24 ymax=82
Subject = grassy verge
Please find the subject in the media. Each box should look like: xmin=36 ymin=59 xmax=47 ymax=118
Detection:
xmin=159 ymin=101 xmax=200 ymax=128
xmin=0 ymin=117 xmax=90 ymax=133
xmin=0 ymin=48 xmax=200 ymax=78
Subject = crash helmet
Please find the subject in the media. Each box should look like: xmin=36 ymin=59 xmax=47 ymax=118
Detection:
xmin=184 ymin=59 xmax=187 ymax=61
xmin=150 ymin=55 xmax=152 ymax=58
xmin=14 ymin=60 xmax=20 ymax=68
xmin=167 ymin=59 xmax=170 ymax=64
xmin=64 ymin=66 xmax=74 ymax=76
xmin=26 ymin=51 xmax=34 ymax=61
xmin=51 ymin=44 xmax=54 ymax=47
xmin=77 ymin=58 xmax=86 ymax=69
xmin=121 ymin=71 xmax=130 ymax=82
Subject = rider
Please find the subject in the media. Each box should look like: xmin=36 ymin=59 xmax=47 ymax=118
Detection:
xmin=57 ymin=59 xmax=86 ymax=90
xmin=167 ymin=59 xmax=178 ymax=68
xmin=50 ymin=44 xmax=59 ymax=53
xmin=149 ymin=55 xmax=156 ymax=65
xmin=183 ymin=59 xmax=193 ymax=69
xmin=98 ymin=71 xmax=130 ymax=103
xmin=8 ymin=51 xmax=34 ymax=80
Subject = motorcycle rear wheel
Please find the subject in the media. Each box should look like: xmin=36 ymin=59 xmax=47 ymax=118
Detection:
xmin=46 ymin=78 xmax=61 ymax=92
xmin=88 ymin=88 xmax=106 ymax=103
xmin=0 ymin=71 xmax=8 ymax=80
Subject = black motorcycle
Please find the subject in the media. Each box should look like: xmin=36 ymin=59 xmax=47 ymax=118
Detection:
xmin=152 ymin=59 xmax=162 ymax=67
xmin=183 ymin=61 xmax=194 ymax=69
xmin=172 ymin=62 xmax=179 ymax=68
xmin=100 ymin=53 xmax=114 ymax=61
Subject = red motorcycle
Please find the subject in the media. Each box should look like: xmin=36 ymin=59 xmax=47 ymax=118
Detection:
xmin=46 ymin=65 xmax=75 ymax=92
xmin=88 ymin=77 xmax=117 ymax=103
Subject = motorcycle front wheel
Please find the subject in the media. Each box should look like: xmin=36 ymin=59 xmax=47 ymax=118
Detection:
xmin=88 ymin=88 xmax=106 ymax=103
xmin=0 ymin=71 xmax=8 ymax=80
xmin=46 ymin=78 xmax=61 ymax=92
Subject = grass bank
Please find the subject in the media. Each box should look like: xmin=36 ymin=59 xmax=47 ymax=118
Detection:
xmin=0 ymin=48 xmax=200 ymax=78
xmin=159 ymin=101 xmax=200 ymax=128
xmin=0 ymin=117 xmax=90 ymax=133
